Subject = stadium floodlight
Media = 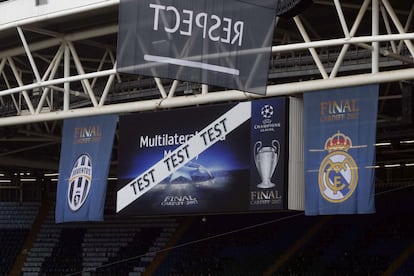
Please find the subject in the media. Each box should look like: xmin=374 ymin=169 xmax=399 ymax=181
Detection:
xmin=20 ymin=178 xmax=37 ymax=182
xmin=384 ymin=164 xmax=401 ymax=168
xmin=375 ymin=142 xmax=392 ymax=147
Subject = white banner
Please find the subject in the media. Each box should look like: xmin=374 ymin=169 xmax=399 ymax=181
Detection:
xmin=116 ymin=102 xmax=251 ymax=212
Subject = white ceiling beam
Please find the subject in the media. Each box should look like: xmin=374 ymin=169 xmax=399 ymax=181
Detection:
xmin=1 ymin=67 xmax=414 ymax=127
xmin=0 ymin=24 xmax=118 ymax=59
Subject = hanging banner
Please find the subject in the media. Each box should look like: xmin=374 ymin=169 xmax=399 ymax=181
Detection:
xmin=117 ymin=98 xmax=286 ymax=215
xmin=250 ymin=98 xmax=286 ymax=211
xmin=117 ymin=0 xmax=278 ymax=95
xmin=304 ymin=85 xmax=379 ymax=215
xmin=55 ymin=114 xmax=118 ymax=223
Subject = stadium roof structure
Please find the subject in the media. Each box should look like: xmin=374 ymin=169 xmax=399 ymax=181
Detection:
xmin=0 ymin=0 xmax=413 ymax=187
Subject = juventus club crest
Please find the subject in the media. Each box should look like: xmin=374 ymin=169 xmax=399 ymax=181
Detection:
xmin=318 ymin=131 xmax=358 ymax=203
xmin=68 ymin=154 xmax=92 ymax=211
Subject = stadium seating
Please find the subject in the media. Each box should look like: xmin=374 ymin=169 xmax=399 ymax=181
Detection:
xmin=3 ymin=186 xmax=414 ymax=274
xmin=154 ymin=212 xmax=319 ymax=275
xmin=0 ymin=202 xmax=40 ymax=275
xmin=21 ymin=206 xmax=180 ymax=275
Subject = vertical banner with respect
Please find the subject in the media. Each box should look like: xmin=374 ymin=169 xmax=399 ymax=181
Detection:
xmin=304 ymin=85 xmax=379 ymax=215
xmin=117 ymin=0 xmax=278 ymax=94
xmin=116 ymin=98 xmax=287 ymax=216
xmin=55 ymin=114 xmax=118 ymax=223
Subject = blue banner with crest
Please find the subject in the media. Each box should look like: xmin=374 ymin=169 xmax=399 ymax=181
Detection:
xmin=304 ymin=85 xmax=378 ymax=215
xmin=55 ymin=114 xmax=118 ymax=223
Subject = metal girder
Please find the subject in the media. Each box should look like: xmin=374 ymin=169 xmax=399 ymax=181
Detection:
xmin=0 ymin=0 xmax=413 ymax=127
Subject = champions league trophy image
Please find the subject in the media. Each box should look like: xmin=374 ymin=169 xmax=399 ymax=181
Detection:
xmin=254 ymin=140 xmax=280 ymax=188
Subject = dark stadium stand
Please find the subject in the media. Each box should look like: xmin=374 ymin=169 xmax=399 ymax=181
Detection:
xmin=271 ymin=187 xmax=414 ymax=276
xmin=21 ymin=205 xmax=180 ymax=275
xmin=154 ymin=212 xmax=319 ymax=275
xmin=0 ymin=202 xmax=40 ymax=275
xmin=0 ymin=228 xmax=30 ymax=275
xmin=1 ymin=185 xmax=414 ymax=275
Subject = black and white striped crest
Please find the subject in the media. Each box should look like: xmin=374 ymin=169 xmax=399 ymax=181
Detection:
xmin=67 ymin=154 xmax=92 ymax=211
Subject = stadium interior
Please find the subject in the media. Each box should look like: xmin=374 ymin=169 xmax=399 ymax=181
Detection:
xmin=1 ymin=0 xmax=414 ymax=275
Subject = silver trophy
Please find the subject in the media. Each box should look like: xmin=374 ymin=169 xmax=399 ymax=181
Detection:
xmin=254 ymin=140 xmax=280 ymax=188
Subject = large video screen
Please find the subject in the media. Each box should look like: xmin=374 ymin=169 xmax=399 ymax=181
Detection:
xmin=117 ymin=98 xmax=287 ymax=216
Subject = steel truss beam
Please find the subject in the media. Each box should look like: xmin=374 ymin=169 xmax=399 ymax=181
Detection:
xmin=0 ymin=0 xmax=413 ymax=127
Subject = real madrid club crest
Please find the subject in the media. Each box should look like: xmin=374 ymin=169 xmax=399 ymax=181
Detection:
xmin=318 ymin=131 xmax=358 ymax=203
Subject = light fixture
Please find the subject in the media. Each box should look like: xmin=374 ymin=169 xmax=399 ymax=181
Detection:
xmin=375 ymin=142 xmax=391 ymax=147
xmin=20 ymin=178 xmax=37 ymax=182
xmin=384 ymin=164 xmax=401 ymax=168
xmin=44 ymin=172 xmax=59 ymax=177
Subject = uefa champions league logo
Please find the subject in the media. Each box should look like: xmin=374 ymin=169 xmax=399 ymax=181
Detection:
xmin=68 ymin=154 xmax=92 ymax=211
xmin=254 ymin=104 xmax=280 ymax=132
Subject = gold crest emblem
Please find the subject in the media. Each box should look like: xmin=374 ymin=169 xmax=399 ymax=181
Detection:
xmin=318 ymin=131 xmax=358 ymax=203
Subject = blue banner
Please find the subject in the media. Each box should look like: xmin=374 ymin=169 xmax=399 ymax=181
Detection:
xmin=304 ymin=85 xmax=378 ymax=215
xmin=55 ymin=114 xmax=118 ymax=223
xmin=250 ymin=98 xmax=286 ymax=211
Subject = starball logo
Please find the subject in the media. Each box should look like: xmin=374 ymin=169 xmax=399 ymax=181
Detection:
xmin=73 ymin=125 xmax=102 ymax=144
